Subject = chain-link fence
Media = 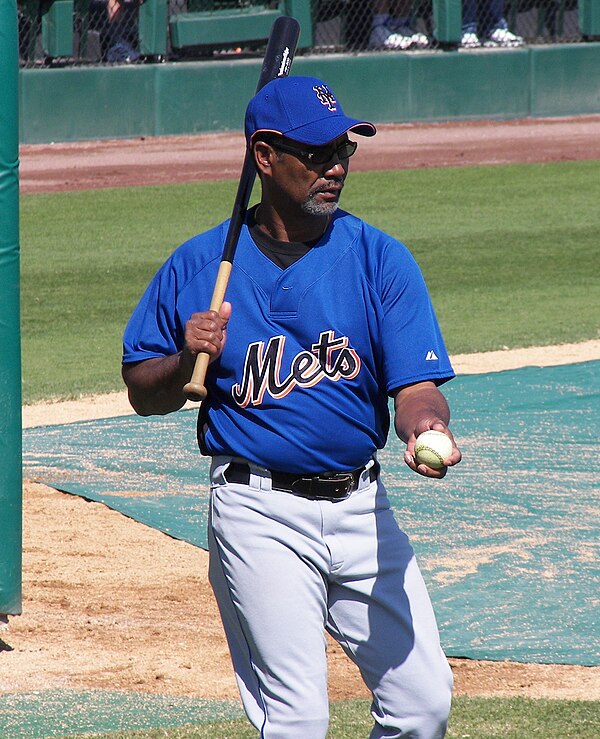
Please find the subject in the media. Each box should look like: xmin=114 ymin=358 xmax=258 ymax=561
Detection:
xmin=315 ymin=0 xmax=584 ymax=50
xmin=18 ymin=0 xmax=593 ymax=68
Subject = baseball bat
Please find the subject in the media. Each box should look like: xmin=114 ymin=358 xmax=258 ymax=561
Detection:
xmin=183 ymin=15 xmax=300 ymax=402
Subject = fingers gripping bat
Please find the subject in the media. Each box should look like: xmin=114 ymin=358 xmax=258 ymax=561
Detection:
xmin=183 ymin=16 xmax=301 ymax=402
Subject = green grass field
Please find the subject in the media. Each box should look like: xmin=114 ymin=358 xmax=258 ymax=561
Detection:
xmin=20 ymin=160 xmax=600 ymax=403
xmin=61 ymin=697 xmax=600 ymax=738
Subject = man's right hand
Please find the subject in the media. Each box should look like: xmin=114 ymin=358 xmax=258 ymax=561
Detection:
xmin=183 ymin=301 xmax=231 ymax=365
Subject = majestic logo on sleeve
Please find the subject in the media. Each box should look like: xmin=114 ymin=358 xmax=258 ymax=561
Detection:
xmin=232 ymin=331 xmax=361 ymax=408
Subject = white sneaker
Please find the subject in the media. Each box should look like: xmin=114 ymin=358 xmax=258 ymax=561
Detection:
xmin=460 ymin=31 xmax=482 ymax=48
xmin=369 ymin=24 xmax=430 ymax=50
xmin=406 ymin=30 xmax=430 ymax=49
xmin=388 ymin=20 xmax=430 ymax=49
xmin=484 ymin=28 xmax=524 ymax=47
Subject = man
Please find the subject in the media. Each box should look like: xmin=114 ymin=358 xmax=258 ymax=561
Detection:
xmin=122 ymin=75 xmax=462 ymax=738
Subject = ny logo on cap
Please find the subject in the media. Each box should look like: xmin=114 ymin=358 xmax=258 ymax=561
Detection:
xmin=313 ymin=84 xmax=337 ymax=112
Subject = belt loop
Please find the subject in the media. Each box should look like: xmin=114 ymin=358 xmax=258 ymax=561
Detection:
xmin=247 ymin=462 xmax=267 ymax=492
xmin=359 ymin=458 xmax=374 ymax=490
xmin=211 ymin=455 xmax=234 ymax=486
xmin=366 ymin=458 xmax=380 ymax=488
xmin=261 ymin=469 xmax=273 ymax=493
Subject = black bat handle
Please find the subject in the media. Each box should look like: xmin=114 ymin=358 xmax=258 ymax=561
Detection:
xmin=221 ymin=16 xmax=300 ymax=264
xmin=257 ymin=16 xmax=300 ymax=91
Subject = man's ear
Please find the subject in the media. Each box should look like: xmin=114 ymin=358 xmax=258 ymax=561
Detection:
xmin=253 ymin=140 xmax=276 ymax=175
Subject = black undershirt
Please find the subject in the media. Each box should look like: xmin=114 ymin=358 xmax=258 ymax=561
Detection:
xmin=248 ymin=206 xmax=317 ymax=269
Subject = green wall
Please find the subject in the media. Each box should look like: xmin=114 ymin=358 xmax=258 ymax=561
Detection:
xmin=20 ymin=44 xmax=600 ymax=144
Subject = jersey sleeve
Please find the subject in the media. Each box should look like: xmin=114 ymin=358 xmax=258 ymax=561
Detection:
xmin=378 ymin=240 xmax=454 ymax=392
xmin=122 ymin=224 xmax=226 ymax=364
xmin=122 ymin=255 xmax=184 ymax=364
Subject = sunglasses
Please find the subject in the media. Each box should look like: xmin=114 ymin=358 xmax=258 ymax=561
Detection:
xmin=271 ymin=138 xmax=358 ymax=166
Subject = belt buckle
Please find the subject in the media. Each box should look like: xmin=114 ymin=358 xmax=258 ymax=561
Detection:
xmin=292 ymin=473 xmax=354 ymax=500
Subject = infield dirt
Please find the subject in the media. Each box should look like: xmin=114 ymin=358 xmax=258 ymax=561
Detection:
xmin=5 ymin=118 xmax=600 ymax=705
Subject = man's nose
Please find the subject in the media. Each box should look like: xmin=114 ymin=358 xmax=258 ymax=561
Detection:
xmin=324 ymin=158 xmax=347 ymax=176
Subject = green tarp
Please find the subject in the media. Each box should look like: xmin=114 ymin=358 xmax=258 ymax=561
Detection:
xmin=23 ymin=361 xmax=600 ymax=667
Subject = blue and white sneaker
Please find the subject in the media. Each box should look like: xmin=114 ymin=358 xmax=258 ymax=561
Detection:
xmin=484 ymin=28 xmax=524 ymax=47
xmin=460 ymin=31 xmax=482 ymax=48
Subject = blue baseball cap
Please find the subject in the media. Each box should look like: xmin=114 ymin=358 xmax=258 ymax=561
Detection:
xmin=245 ymin=76 xmax=376 ymax=146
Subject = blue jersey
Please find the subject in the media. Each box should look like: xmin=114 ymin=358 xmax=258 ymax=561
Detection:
xmin=123 ymin=209 xmax=454 ymax=473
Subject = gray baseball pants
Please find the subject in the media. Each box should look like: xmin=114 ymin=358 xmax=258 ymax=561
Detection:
xmin=208 ymin=456 xmax=453 ymax=738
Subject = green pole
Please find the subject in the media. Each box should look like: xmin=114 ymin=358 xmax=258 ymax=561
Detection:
xmin=579 ymin=0 xmax=600 ymax=35
xmin=0 ymin=0 xmax=23 ymax=618
xmin=432 ymin=0 xmax=462 ymax=45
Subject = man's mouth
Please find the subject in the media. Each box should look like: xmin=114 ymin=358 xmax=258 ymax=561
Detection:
xmin=315 ymin=183 xmax=343 ymax=198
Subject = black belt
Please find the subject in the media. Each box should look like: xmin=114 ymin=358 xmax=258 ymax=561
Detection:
xmin=224 ymin=460 xmax=380 ymax=500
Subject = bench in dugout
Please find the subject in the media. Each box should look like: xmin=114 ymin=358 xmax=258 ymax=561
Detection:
xmin=18 ymin=0 xmax=310 ymax=63
xmin=168 ymin=0 xmax=312 ymax=54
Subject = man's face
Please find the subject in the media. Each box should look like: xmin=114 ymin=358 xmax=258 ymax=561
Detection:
xmin=266 ymin=135 xmax=356 ymax=217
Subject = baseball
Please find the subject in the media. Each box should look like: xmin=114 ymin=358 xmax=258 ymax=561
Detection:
xmin=414 ymin=430 xmax=453 ymax=469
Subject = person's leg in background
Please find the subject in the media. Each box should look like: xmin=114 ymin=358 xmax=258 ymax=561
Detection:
xmin=104 ymin=0 xmax=141 ymax=62
xmin=369 ymin=0 xmax=430 ymax=49
xmin=460 ymin=0 xmax=482 ymax=46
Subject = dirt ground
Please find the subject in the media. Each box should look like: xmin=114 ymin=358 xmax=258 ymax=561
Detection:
xmin=4 ymin=118 xmax=600 ymax=708
xmin=18 ymin=116 xmax=600 ymax=194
